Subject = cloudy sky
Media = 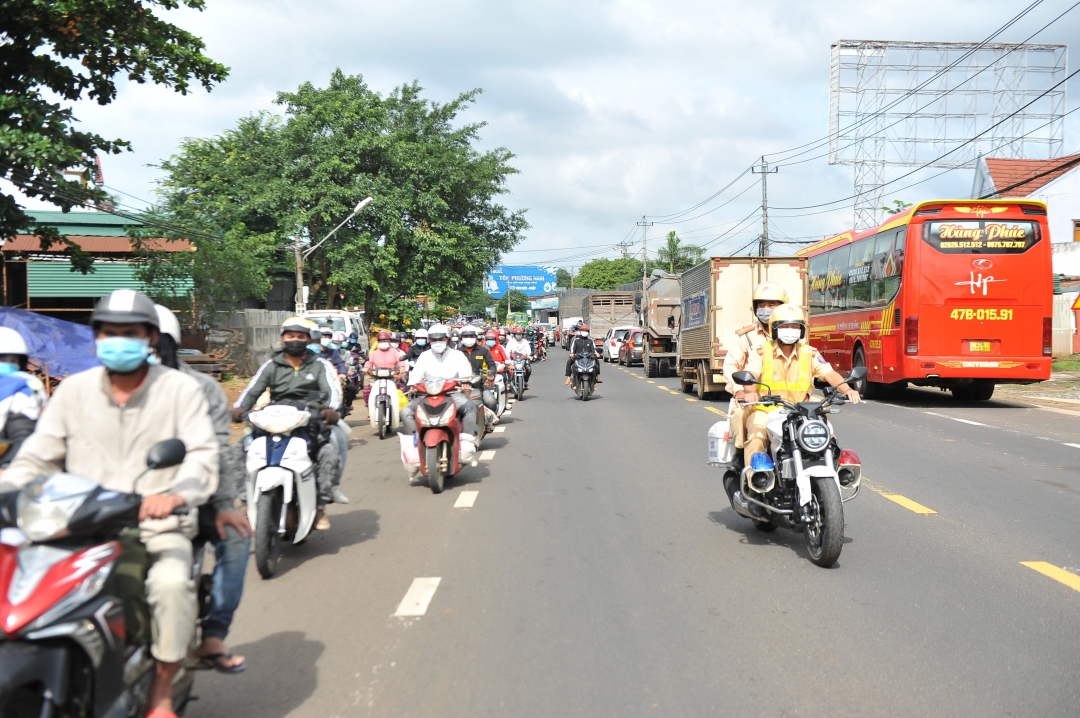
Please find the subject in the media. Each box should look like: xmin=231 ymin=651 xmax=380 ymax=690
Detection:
xmin=15 ymin=0 xmax=1080 ymax=267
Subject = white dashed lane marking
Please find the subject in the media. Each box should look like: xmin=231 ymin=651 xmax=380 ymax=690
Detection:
xmin=478 ymin=450 xmax=497 ymax=460
xmin=454 ymin=490 xmax=478 ymax=508
xmin=493 ymin=426 xmax=506 ymax=433
xmin=393 ymin=577 xmax=442 ymax=617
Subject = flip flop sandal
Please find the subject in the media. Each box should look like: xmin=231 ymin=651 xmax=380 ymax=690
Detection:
xmin=197 ymin=652 xmax=246 ymax=674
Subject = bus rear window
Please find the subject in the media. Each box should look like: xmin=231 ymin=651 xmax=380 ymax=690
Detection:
xmin=922 ymin=220 xmax=1041 ymax=254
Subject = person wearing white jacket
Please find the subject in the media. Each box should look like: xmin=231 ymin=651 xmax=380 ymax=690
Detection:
xmin=398 ymin=324 xmax=478 ymax=476
xmin=504 ymin=327 xmax=533 ymax=388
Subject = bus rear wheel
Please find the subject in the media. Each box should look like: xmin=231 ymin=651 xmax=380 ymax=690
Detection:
xmin=852 ymin=347 xmax=877 ymax=400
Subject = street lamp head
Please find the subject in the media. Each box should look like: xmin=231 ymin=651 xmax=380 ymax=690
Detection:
xmin=353 ymin=197 xmax=373 ymax=214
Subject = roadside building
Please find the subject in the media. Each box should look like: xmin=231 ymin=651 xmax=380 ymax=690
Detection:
xmin=1 ymin=211 xmax=191 ymax=324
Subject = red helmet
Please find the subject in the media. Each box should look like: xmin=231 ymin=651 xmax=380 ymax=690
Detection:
xmin=377 ymin=331 xmax=391 ymax=341
xmin=498 ymin=329 xmax=507 ymax=336
xmin=578 ymin=324 xmax=590 ymax=332
xmin=484 ymin=330 xmax=498 ymax=340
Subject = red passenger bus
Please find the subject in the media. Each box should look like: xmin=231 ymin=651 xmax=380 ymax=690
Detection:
xmin=796 ymin=199 xmax=1053 ymax=401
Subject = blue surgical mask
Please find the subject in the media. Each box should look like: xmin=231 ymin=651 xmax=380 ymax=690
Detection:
xmin=320 ymin=337 xmax=332 ymax=347
xmin=307 ymin=343 xmax=321 ymax=353
xmin=147 ymin=354 xmax=162 ymax=365
xmin=486 ymin=340 xmax=496 ymax=347
xmin=416 ymin=339 xmax=427 ymax=346
xmin=330 ymin=342 xmax=341 ymax=351
xmin=0 ymin=362 xmax=18 ymax=376
xmin=96 ymin=337 xmax=151 ymax=373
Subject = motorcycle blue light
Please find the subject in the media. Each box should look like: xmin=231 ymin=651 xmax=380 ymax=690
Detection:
xmin=750 ymin=452 xmax=774 ymax=472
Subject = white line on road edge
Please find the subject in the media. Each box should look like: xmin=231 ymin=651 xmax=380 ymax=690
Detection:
xmin=478 ymin=450 xmax=496 ymax=460
xmin=502 ymin=411 xmax=511 ymax=416
xmin=493 ymin=426 xmax=506 ymax=433
xmin=1064 ymin=443 xmax=1080 ymax=449
xmin=924 ymin=412 xmax=986 ymax=426
xmin=393 ymin=577 xmax=442 ymax=617
xmin=454 ymin=490 xmax=478 ymax=508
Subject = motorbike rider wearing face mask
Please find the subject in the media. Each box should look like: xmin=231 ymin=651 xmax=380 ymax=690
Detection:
xmin=564 ymin=324 xmax=602 ymax=385
xmin=406 ymin=328 xmax=429 ymax=363
xmin=152 ymin=306 xmax=250 ymax=675
xmin=317 ymin=327 xmax=347 ymax=378
xmin=731 ymin=303 xmax=860 ymax=474
xmin=363 ymin=331 xmax=408 ymax=403
xmin=504 ymin=328 xmax=533 ymax=389
xmin=0 ymin=327 xmax=46 ymax=472
xmin=230 ymin=317 xmax=342 ymax=531
xmin=398 ymin=324 xmax=479 ymax=475
xmin=460 ymin=326 xmax=499 ymax=428
xmin=3 ymin=289 xmax=219 ymax=718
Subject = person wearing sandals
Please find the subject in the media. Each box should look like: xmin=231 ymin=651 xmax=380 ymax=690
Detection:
xmin=153 ymin=305 xmax=249 ymax=675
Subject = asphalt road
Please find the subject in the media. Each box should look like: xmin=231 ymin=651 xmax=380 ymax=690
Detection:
xmin=190 ymin=351 xmax=1080 ymax=718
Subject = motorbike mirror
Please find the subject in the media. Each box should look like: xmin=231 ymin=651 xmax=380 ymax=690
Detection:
xmin=667 ymin=316 xmax=676 ymax=329
xmin=145 ymin=439 xmax=186 ymax=470
xmin=847 ymin=366 xmax=868 ymax=383
xmin=731 ymin=371 xmax=758 ymax=386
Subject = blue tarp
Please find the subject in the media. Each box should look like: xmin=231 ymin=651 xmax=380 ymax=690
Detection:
xmin=0 ymin=307 xmax=99 ymax=378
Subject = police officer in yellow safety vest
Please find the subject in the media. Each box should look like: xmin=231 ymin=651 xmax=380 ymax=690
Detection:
xmin=730 ymin=303 xmax=861 ymax=468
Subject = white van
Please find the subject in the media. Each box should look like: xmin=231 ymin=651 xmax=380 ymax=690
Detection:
xmin=302 ymin=309 xmax=367 ymax=348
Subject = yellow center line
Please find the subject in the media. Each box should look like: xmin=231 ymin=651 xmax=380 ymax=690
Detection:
xmin=685 ymin=397 xmax=697 ymax=402
xmin=647 ymin=380 xmax=655 ymax=384
xmin=1021 ymin=562 xmax=1080 ymax=593
xmin=863 ymin=479 xmax=936 ymax=514
xmin=672 ymin=391 xmax=683 ymax=395
xmin=705 ymin=406 xmax=726 ymax=416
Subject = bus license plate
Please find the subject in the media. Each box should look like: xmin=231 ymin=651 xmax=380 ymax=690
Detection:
xmin=969 ymin=341 xmax=992 ymax=353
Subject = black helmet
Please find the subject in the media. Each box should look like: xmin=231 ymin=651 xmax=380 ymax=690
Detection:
xmin=91 ymin=290 xmax=159 ymax=328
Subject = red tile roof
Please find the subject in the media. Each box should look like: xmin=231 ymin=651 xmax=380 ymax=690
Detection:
xmin=982 ymin=153 xmax=1080 ymax=198
xmin=2 ymin=236 xmax=193 ymax=253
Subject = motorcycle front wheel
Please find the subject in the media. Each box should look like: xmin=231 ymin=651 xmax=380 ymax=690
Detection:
xmin=581 ymin=378 xmax=592 ymax=401
xmin=427 ymin=445 xmax=445 ymax=494
xmin=806 ymin=478 xmax=844 ymax=568
xmin=255 ymin=490 xmax=283 ymax=578
xmin=377 ymin=401 xmax=388 ymax=440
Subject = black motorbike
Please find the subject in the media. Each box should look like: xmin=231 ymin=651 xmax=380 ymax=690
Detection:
xmin=571 ymin=354 xmax=598 ymax=401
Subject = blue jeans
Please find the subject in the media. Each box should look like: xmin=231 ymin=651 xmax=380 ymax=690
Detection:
xmin=198 ymin=509 xmax=251 ymax=642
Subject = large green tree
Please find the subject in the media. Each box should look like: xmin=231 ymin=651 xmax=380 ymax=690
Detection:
xmin=495 ymin=289 xmax=529 ymax=324
xmin=143 ymin=70 xmax=528 ymax=325
xmin=574 ymin=257 xmax=653 ymax=290
xmin=0 ymin=0 xmax=228 ymax=269
xmin=556 ymin=268 xmax=572 ymax=288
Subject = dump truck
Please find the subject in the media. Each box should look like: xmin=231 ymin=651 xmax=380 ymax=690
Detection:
xmin=677 ymin=256 xmax=809 ymax=398
xmin=637 ymin=271 xmax=682 ymax=377
xmin=581 ymin=291 xmax=637 ymax=351
xmin=557 ymin=289 xmax=592 ymax=348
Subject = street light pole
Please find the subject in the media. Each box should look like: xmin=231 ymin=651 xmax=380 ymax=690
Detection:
xmin=294 ymin=197 xmax=374 ymax=314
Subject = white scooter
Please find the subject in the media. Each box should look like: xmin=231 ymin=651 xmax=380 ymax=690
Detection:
xmin=493 ymin=362 xmax=508 ymax=416
xmin=367 ymin=367 xmax=401 ymax=440
xmin=244 ymin=400 xmax=325 ymax=578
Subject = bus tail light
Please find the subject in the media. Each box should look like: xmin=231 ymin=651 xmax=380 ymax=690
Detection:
xmin=1043 ymin=317 xmax=1052 ymax=356
xmin=904 ymin=317 xmax=919 ymax=355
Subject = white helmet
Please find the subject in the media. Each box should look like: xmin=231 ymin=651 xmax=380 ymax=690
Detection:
xmin=0 ymin=327 xmax=28 ymax=357
xmin=332 ymin=331 xmax=346 ymax=343
xmin=153 ymin=305 xmax=182 ymax=343
xmin=414 ymin=328 xmax=428 ymax=339
xmin=427 ymin=323 xmax=450 ymax=340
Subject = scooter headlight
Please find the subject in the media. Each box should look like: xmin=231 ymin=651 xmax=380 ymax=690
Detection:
xmin=796 ymin=420 xmax=832 ymax=453
xmin=16 ymin=474 xmax=97 ymax=543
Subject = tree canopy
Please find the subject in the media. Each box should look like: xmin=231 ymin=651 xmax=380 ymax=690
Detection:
xmin=142 ymin=70 xmax=528 ymax=323
xmin=0 ymin=0 xmax=228 ymax=268
xmin=573 ymin=257 xmax=652 ymax=290
xmin=556 ymin=268 xmax=573 ymax=288
xmin=495 ymin=289 xmax=530 ymax=324
xmin=656 ymin=231 xmax=704 ymax=273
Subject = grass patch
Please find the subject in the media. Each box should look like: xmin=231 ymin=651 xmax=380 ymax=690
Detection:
xmin=1052 ymin=360 xmax=1080 ymax=372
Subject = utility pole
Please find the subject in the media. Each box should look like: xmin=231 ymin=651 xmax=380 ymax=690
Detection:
xmin=294 ymin=239 xmax=306 ymax=315
xmin=636 ymin=215 xmax=654 ymax=288
xmin=751 ymin=157 xmax=778 ymax=256
xmin=570 ymin=267 xmax=575 ymax=289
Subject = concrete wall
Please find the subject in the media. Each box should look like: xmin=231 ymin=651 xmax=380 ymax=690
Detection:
xmin=218 ymin=309 xmax=293 ymax=375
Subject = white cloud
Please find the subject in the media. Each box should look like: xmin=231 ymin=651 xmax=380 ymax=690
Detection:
xmin=14 ymin=0 xmax=1080 ymax=263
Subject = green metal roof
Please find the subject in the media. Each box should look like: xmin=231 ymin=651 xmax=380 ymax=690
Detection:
xmin=27 ymin=261 xmax=192 ymax=298
xmin=28 ymin=211 xmax=141 ymax=238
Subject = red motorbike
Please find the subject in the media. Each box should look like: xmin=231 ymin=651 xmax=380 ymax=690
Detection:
xmin=414 ymin=378 xmax=464 ymax=494
xmin=0 ymin=439 xmax=197 ymax=717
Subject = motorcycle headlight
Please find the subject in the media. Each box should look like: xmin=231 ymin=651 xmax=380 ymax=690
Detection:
xmin=796 ymin=420 xmax=832 ymax=453
xmin=16 ymin=474 xmax=97 ymax=543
